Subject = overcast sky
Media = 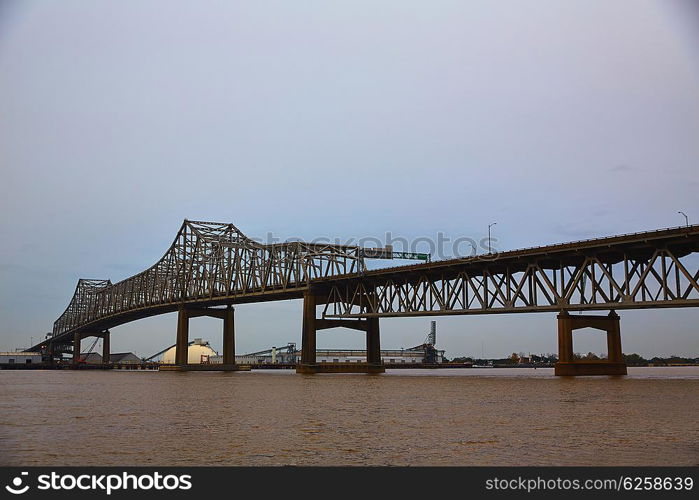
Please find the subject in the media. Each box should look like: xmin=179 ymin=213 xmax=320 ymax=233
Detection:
xmin=1 ymin=0 xmax=698 ymax=358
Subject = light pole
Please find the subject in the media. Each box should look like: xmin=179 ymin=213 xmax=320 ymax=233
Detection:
xmin=678 ymin=211 xmax=689 ymax=227
xmin=488 ymin=222 xmax=497 ymax=254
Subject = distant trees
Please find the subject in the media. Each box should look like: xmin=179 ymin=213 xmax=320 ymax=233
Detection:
xmin=451 ymin=356 xmax=473 ymax=364
xmin=444 ymin=353 xmax=695 ymax=366
xmin=565 ymin=352 xmax=697 ymax=366
xmin=647 ymin=355 xmax=699 ymax=366
xmin=623 ymin=353 xmax=648 ymax=366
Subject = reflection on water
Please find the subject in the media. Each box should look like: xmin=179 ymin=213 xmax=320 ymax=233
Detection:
xmin=1 ymin=367 xmax=697 ymax=466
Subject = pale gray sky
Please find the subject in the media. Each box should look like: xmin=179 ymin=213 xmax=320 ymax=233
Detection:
xmin=1 ymin=0 xmax=698 ymax=358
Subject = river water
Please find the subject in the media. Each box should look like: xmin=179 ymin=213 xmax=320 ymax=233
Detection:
xmin=1 ymin=367 xmax=697 ymax=466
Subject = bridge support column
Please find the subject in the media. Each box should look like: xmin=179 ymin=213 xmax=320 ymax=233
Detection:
xmin=102 ymin=331 xmax=110 ymax=365
xmin=557 ymin=312 xmax=574 ymax=363
xmin=46 ymin=341 xmax=55 ymax=365
xmin=296 ymin=290 xmax=384 ymax=374
xmin=223 ymin=305 xmax=235 ymax=365
xmin=161 ymin=305 xmax=240 ymax=371
xmin=607 ymin=312 xmax=623 ymax=365
xmin=72 ymin=332 xmax=81 ymax=366
xmin=366 ymin=317 xmax=381 ymax=365
xmin=175 ymin=306 xmax=189 ymax=366
xmin=299 ymin=290 xmax=317 ymax=368
xmin=554 ymin=311 xmax=627 ymax=376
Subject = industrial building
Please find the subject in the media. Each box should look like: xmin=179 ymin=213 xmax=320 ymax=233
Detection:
xmin=79 ymin=352 xmax=142 ymax=364
xmin=209 ymin=343 xmax=298 ymax=365
xmin=153 ymin=321 xmax=445 ymax=366
xmin=110 ymin=352 xmax=141 ymax=364
xmin=209 ymin=321 xmax=445 ymax=365
xmin=210 ymin=345 xmax=444 ymax=365
xmin=311 ymin=321 xmax=445 ymax=364
xmin=0 ymin=352 xmax=42 ymax=365
xmin=315 ymin=346 xmax=444 ymax=364
xmin=80 ymin=352 xmax=104 ymax=364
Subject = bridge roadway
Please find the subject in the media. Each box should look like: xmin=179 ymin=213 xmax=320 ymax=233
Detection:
xmin=29 ymin=222 xmax=699 ymax=376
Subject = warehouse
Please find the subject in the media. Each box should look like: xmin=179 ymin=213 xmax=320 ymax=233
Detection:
xmin=79 ymin=352 xmax=142 ymax=364
xmin=80 ymin=352 xmax=103 ymax=364
xmin=110 ymin=352 xmax=141 ymax=364
xmin=161 ymin=322 xmax=446 ymax=366
xmin=209 ymin=345 xmax=444 ymax=365
xmin=315 ymin=346 xmax=444 ymax=364
xmin=0 ymin=352 xmax=42 ymax=365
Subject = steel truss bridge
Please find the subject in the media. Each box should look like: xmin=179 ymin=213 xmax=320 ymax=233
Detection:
xmin=321 ymin=226 xmax=699 ymax=317
xmin=30 ymin=220 xmax=699 ymax=375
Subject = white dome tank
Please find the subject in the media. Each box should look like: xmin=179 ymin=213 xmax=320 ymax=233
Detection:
xmin=161 ymin=338 xmax=217 ymax=364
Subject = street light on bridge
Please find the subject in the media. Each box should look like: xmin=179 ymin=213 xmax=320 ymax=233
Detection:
xmin=488 ymin=222 xmax=497 ymax=254
xmin=678 ymin=211 xmax=689 ymax=227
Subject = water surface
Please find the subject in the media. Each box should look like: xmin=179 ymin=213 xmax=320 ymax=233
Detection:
xmin=1 ymin=367 xmax=697 ymax=466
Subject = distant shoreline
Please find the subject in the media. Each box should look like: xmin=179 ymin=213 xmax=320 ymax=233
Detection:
xmin=2 ymin=362 xmax=698 ymax=371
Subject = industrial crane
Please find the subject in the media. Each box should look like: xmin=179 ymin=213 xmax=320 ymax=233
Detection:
xmin=75 ymin=336 xmax=101 ymax=364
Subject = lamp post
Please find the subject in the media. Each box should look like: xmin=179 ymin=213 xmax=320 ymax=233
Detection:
xmin=678 ymin=211 xmax=689 ymax=227
xmin=488 ymin=222 xmax=497 ymax=254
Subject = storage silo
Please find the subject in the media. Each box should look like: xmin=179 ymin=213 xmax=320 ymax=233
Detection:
xmin=161 ymin=338 xmax=217 ymax=364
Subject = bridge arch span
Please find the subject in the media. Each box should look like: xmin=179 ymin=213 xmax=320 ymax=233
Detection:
xmin=48 ymin=219 xmax=367 ymax=345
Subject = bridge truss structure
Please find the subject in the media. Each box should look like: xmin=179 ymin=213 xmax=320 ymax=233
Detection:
xmin=30 ymin=221 xmax=699 ymax=376
xmin=51 ymin=220 xmax=370 ymax=339
xmin=320 ymin=226 xmax=699 ymax=318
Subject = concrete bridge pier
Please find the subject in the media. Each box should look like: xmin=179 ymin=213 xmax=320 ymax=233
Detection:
xmin=73 ymin=332 xmax=81 ymax=366
xmin=366 ymin=317 xmax=381 ymax=365
xmin=296 ymin=290 xmax=385 ymax=374
xmin=72 ymin=330 xmax=110 ymax=367
xmin=102 ymin=331 xmax=110 ymax=364
xmin=168 ymin=304 xmax=239 ymax=371
xmin=223 ymin=305 xmax=235 ymax=365
xmin=175 ymin=305 xmax=189 ymax=366
xmin=298 ymin=290 xmax=317 ymax=367
xmin=554 ymin=311 xmax=627 ymax=376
